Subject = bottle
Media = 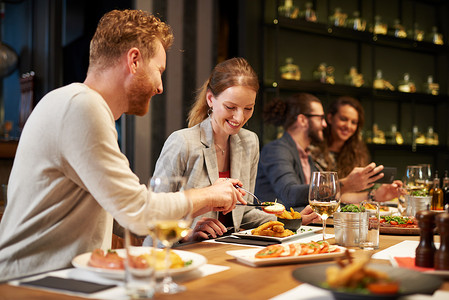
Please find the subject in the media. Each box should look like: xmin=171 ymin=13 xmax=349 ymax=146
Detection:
xmin=278 ymin=0 xmax=299 ymax=19
xmin=434 ymin=212 xmax=449 ymax=270
xmin=430 ymin=171 xmax=444 ymax=210
xmin=303 ymin=2 xmax=317 ymax=22
xmin=423 ymin=75 xmax=439 ymax=96
xmin=430 ymin=26 xmax=444 ymax=45
xmin=415 ymin=210 xmax=436 ymax=268
xmin=398 ymin=73 xmax=416 ymax=93
xmin=442 ymin=171 xmax=449 ymax=208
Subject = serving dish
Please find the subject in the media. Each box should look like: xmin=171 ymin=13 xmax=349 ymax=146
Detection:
xmin=232 ymin=225 xmax=321 ymax=242
xmin=71 ymin=247 xmax=207 ymax=280
xmin=292 ymin=263 xmax=443 ymax=300
xmin=226 ymin=245 xmax=346 ymax=267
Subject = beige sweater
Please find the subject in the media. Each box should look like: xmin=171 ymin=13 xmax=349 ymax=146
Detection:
xmin=0 ymin=83 xmax=189 ymax=281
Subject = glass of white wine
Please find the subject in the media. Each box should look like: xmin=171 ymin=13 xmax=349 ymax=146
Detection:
xmin=149 ymin=176 xmax=192 ymax=294
xmin=308 ymin=171 xmax=341 ymax=240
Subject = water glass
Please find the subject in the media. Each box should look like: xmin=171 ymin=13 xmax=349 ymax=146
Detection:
xmin=359 ymin=201 xmax=380 ymax=250
xmin=125 ymin=223 xmax=156 ymax=299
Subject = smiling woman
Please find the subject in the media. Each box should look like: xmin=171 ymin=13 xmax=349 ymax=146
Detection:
xmin=312 ymin=96 xmax=369 ymax=178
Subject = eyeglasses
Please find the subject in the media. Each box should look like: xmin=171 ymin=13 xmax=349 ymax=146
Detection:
xmin=304 ymin=114 xmax=325 ymax=121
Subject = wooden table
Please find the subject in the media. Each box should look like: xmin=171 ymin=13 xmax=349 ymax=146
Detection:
xmin=0 ymin=229 xmax=448 ymax=300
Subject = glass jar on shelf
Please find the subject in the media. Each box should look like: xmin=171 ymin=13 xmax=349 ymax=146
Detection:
xmin=373 ymin=70 xmax=394 ymax=91
xmin=328 ymin=7 xmax=347 ymax=27
xmin=302 ymin=2 xmax=317 ymax=22
xmin=423 ymin=75 xmax=439 ymax=95
xmin=372 ymin=124 xmax=386 ymax=144
xmin=344 ymin=67 xmax=364 ymax=87
xmin=313 ymin=63 xmax=335 ymax=84
xmin=398 ymin=73 xmax=416 ymax=93
xmin=371 ymin=15 xmax=387 ymax=35
xmin=347 ymin=11 xmax=366 ymax=31
xmin=426 ymin=127 xmax=439 ymax=146
xmin=280 ymin=57 xmax=301 ymax=81
xmin=278 ymin=0 xmax=299 ymax=19
xmin=430 ymin=26 xmax=444 ymax=45
xmin=390 ymin=19 xmax=407 ymax=38
xmin=409 ymin=23 xmax=425 ymax=41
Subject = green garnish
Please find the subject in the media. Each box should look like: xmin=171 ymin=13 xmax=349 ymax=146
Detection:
xmin=340 ymin=204 xmax=365 ymax=213
xmin=184 ymin=260 xmax=193 ymax=266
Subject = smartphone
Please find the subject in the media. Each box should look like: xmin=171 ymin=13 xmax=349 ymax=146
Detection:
xmin=371 ymin=167 xmax=397 ymax=184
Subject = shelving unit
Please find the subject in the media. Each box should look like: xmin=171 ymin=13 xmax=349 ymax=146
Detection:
xmin=254 ymin=0 xmax=449 ymax=176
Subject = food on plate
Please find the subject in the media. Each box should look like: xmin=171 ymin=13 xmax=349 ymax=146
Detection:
xmin=88 ymin=248 xmax=189 ymax=271
xmin=262 ymin=202 xmax=286 ymax=214
xmin=325 ymin=250 xmax=399 ymax=294
xmin=255 ymin=241 xmax=340 ymax=258
xmin=276 ymin=207 xmax=301 ymax=219
xmin=380 ymin=215 xmax=417 ymax=227
xmin=340 ymin=204 xmax=365 ymax=213
xmin=379 ymin=205 xmax=390 ymax=212
xmin=89 ymin=249 xmax=124 ymax=270
xmin=251 ymin=221 xmax=294 ymax=237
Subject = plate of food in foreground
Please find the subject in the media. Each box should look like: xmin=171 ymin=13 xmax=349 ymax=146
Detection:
xmin=232 ymin=223 xmax=321 ymax=242
xmin=226 ymin=241 xmax=345 ymax=267
xmin=72 ymin=247 xmax=207 ymax=280
xmin=292 ymin=251 xmax=443 ymax=300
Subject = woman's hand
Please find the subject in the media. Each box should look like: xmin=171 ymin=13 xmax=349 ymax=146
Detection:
xmin=300 ymin=205 xmax=321 ymax=225
xmin=190 ymin=217 xmax=229 ymax=241
xmin=340 ymin=163 xmax=384 ymax=193
xmin=374 ymin=180 xmax=407 ymax=202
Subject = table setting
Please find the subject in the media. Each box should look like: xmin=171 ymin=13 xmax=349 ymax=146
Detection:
xmin=2 ymin=171 xmax=449 ymax=299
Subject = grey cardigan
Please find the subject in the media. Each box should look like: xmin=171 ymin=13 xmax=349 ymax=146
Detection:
xmin=153 ymin=118 xmax=274 ymax=230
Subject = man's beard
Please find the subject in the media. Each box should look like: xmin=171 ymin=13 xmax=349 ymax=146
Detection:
xmin=126 ymin=69 xmax=154 ymax=116
xmin=308 ymin=121 xmax=324 ymax=144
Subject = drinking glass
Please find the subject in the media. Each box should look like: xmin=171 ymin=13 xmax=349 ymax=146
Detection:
xmin=308 ymin=172 xmax=341 ymax=240
xmin=149 ymin=176 xmax=192 ymax=294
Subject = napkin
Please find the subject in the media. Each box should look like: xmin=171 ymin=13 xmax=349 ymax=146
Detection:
xmin=20 ymin=276 xmax=117 ymax=294
xmin=215 ymin=236 xmax=280 ymax=246
xmin=392 ymin=257 xmax=435 ymax=272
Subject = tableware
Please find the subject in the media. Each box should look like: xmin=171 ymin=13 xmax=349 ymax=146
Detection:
xmin=71 ymin=248 xmax=207 ymax=280
xmin=277 ymin=217 xmax=302 ymax=231
xmin=309 ymin=172 xmax=341 ymax=240
xmin=359 ymin=201 xmax=380 ymax=250
xmin=292 ymin=263 xmax=443 ymax=300
xmin=125 ymin=224 xmax=156 ymax=299
xmin=226 ymin=246 xmax=346 ymax=267
xmin=379 ymin=226 xmax=420 ymax=235
xmin=234 ymin=184 xmax=261 ymax=204
xmin=231 ymin=225 xmax=321 ymax=242
xmin=149 ymin=176 xmax=192 ymax=294
xmin=334 ymin=212 xmax=368 ymax=247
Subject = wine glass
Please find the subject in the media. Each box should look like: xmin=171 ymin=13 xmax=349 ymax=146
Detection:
xmin=308 ymin=172 xmax=341 ymax=241
xmin=148 ymin=176 xmax=192 ymax=294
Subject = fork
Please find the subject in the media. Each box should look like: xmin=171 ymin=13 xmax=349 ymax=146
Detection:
xmin=234 ymin=184 xmax=264 ymax=205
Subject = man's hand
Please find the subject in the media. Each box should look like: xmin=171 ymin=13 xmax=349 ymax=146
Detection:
xmin=340 ymin=163 xmax=384 ymax=193
xmin=185 ymin=178 xmax=246 ymax=217
xmin=300 ymin=205 xmax=321 ymax=225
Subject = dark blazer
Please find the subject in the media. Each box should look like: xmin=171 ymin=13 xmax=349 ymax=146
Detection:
xmin=255 ymin=132 xmax=317 ymax=210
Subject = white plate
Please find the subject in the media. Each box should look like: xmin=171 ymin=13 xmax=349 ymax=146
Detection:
xmin=71 ymin=247 xmax=207 ymax=280
xmin=226 ymin=245 xmax=347 ymax=267
xmin=232 ymin=225 xmax=321 ymax=243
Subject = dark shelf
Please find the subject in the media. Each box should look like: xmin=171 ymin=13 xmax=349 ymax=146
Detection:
xmin=272 ymin=17 xmax=449 ymax=55
xmin=367 ymin=143 xmax=447 ymax=153
xmin=265 ymin=79 xmax=449 ymax=104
